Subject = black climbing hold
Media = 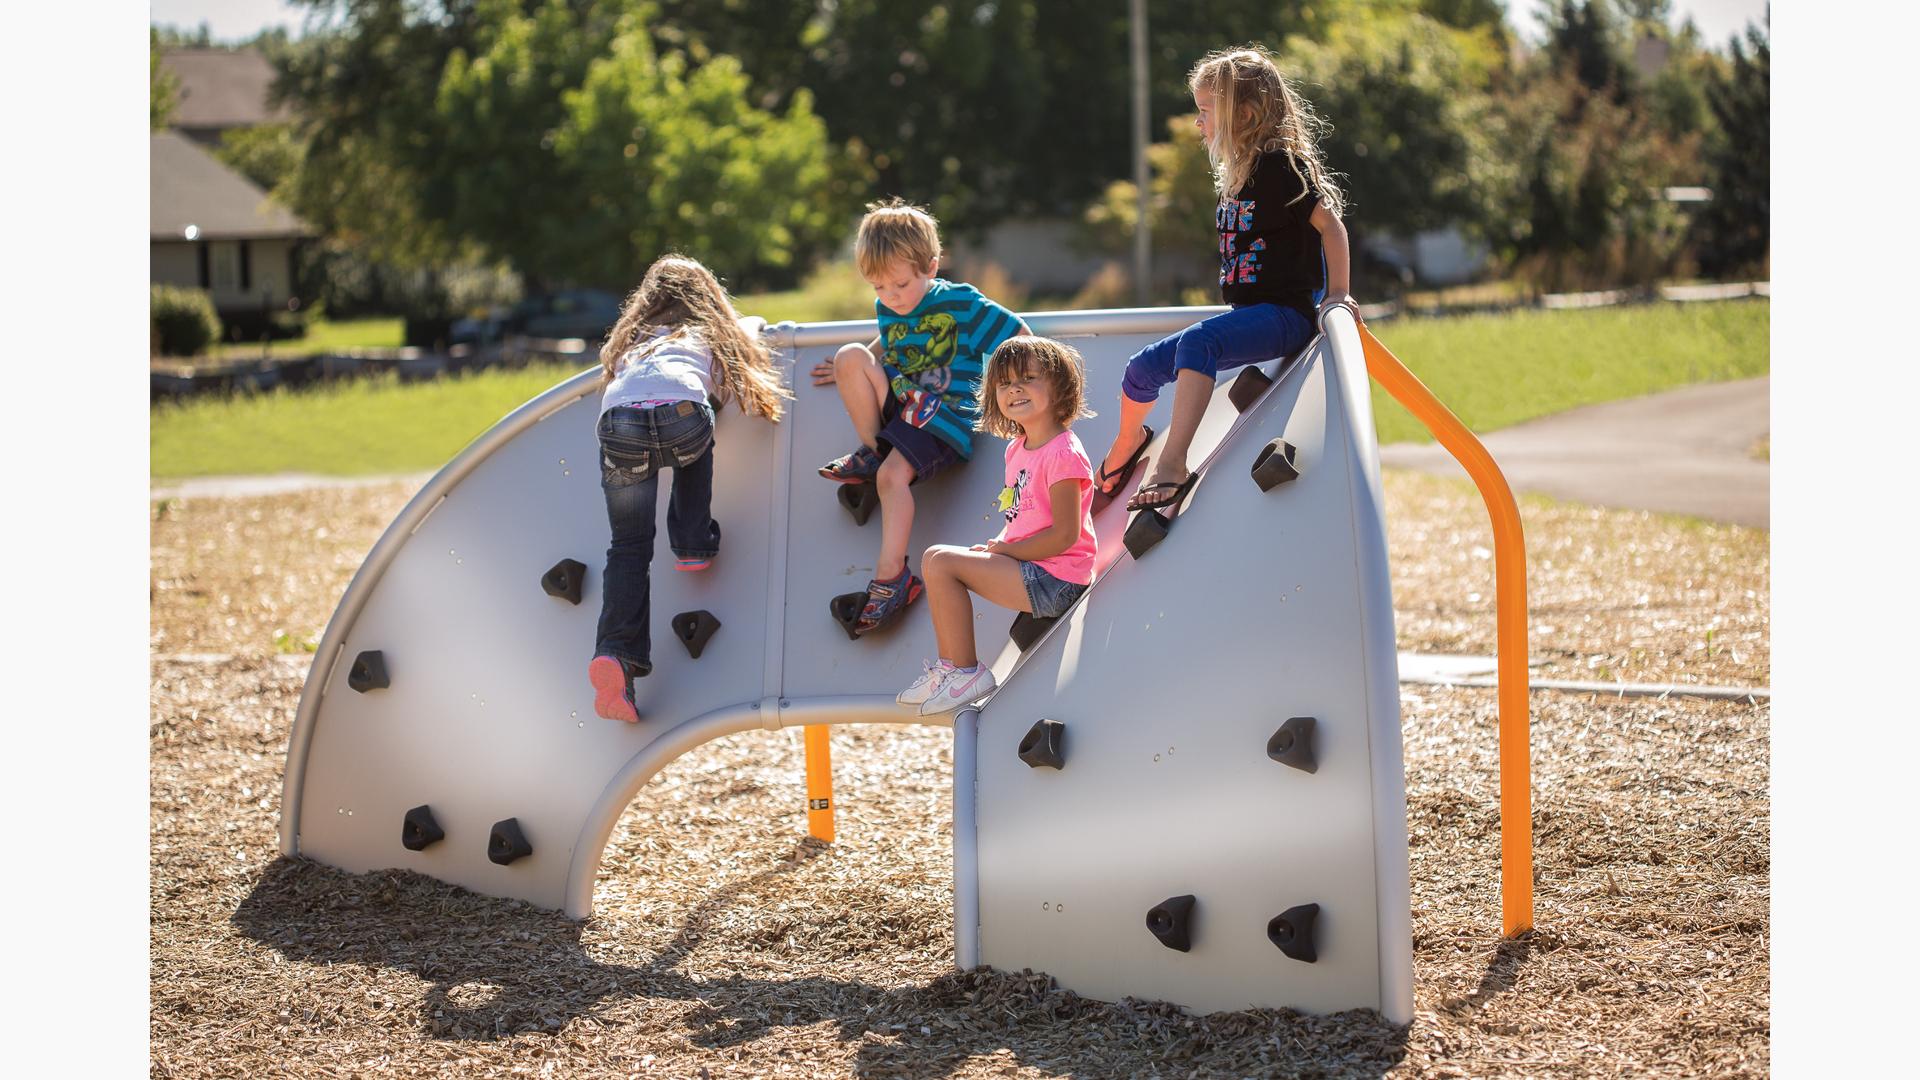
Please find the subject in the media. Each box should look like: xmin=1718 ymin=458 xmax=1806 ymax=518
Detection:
xmin=838 ymin=482 xmax=880 ymax=527
xmin=541 ymin=558 xmax=588 ymax=605
xmin=1017 ymin=718 xmax=1066 ymax=769
xmin=829 ymin=592 xmax=867 ymax=641
xmin=1123 ymin=507 xmax=1172 ymax=559
xmin=672 ymin=610 xmax=722 ymax=659
xmin=1266 ymin=716 xmax=1318 ymax=773
xmin=1008 ymin=612 xmax=1058 ymax=652
xmin=1252 ymin=438 xmax=1300 ymax=492
xmin=1228 ymin=365 xmax=1273 ymax=413
xmin=401 ymin=805 xmax=444 ymax=851
xmin=347 ymin=650 xmax=389 ymax=693
xmin=488 ymin=818 xmax=533 ymax=865
xmin=1146 ymin=894 xmax=1196 ymax=952
xmin=1267 ymin=903 xmax=1320 ymax=962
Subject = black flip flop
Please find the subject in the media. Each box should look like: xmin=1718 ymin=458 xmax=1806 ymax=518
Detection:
xmin=1092 ymin=425 xmax=1154 ymax=511
xmin=1126 ymin=470 xmax=1199 ymax=514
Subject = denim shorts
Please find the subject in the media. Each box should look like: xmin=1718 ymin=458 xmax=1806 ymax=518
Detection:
xmin=1021 ymin=561 xmax=1089 ymax=619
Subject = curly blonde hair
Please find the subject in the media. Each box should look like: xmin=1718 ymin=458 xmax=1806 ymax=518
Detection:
xmin=598 ymin=255 xmax=790 ymax=421
xmin=976 ymin=336 xmax=1094 ymax=441
xmin=1189 ymin=44 xmax=1346 ymax=217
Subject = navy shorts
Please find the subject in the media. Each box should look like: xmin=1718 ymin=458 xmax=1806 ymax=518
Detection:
xmin=1021 ymin=561 xmax=1089 ymax=619
xmin=877 ymin=394 xmax=963 ymax=481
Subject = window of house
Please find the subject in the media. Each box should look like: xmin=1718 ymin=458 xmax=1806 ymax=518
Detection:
xmin=210 ymin=242 xmax=239 ymax=293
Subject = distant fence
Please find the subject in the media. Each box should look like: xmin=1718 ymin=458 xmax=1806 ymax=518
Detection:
xmin=150 ymin=336 xmax=594 ymax=402
xmin=150 ymin=284 xmax=1769 ymax=402
xmin=1363 ymin=280 xmax=1769 ymax=323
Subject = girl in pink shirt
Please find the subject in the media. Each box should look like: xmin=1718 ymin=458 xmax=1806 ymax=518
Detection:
xmin=899 ymin=337 xmax=1098 ymax=715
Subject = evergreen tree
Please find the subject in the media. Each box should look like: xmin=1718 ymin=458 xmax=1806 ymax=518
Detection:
xmin=1695 ymin=19 xmax=1768 ymax=276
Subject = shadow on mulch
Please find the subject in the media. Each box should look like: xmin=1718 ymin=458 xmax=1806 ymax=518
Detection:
xmin=1439 ymin=937 xmax=1531 ymax=1015
xmin=234 ymin=854 xmax=1410 ymax=1078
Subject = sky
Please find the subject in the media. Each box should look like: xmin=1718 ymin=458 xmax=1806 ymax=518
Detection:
xmin=152 ymin=0 xmax=1771 ymax=50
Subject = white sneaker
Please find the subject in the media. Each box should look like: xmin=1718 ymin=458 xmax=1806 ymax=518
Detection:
xmin=896 ymin=659 xmax=953 ymax=707
xmin=919 ymin=664 xmax=997 ymax=716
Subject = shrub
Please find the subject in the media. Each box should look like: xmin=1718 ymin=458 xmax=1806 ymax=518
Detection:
xmin=151 ymin=285 xmax=222 ymax=357
xmin=1068 ymin=263 xmax=1134 ymax=310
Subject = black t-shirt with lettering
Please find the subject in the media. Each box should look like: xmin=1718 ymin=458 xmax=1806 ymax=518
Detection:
xmin=1216 ymin=149 xmax=1325 ymax=318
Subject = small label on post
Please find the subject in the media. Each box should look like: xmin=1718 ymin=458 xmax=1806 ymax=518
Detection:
xmin=809 ymin=798 xmax=831 ymax=810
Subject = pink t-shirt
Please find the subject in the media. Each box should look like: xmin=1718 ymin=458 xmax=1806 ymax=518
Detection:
xmin=994 ymin=429 xmax=1098 ymax=585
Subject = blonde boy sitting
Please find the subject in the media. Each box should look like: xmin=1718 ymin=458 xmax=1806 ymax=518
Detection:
xmin=811 ymin=198 xmax=1028 ymax=636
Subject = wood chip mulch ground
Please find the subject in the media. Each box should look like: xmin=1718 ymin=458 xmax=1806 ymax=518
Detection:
xmin=151 ymin=470 xmax=1768 ymax=1077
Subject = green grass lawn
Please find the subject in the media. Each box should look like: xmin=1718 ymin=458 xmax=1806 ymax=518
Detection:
xmin=206 ymin=317 xmax=404 ymax=361
xmin=152 ymin=362 xmax=590 ymax=478
xmin=152 ymin=298 xmax=1768 ymax=479
xmin=1367 ymin=298 xmax=1768 ymax=445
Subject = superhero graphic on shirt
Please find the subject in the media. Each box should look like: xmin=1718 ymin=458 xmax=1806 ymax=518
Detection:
xmin=886 ymin=312 xmax=961 ymax=427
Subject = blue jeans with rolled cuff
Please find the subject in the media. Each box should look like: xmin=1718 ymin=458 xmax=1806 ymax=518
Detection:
xmin=1118 ymin=302 xmax=1314 ymax=404
xmin=595 ymin=401 xmax=720 ymax=676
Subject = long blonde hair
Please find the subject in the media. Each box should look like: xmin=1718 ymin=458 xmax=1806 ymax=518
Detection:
xmin=1189 ymin=45 xmax=1346 ymax=217
xmin=598 ymin=255 xmax=789 ymax=421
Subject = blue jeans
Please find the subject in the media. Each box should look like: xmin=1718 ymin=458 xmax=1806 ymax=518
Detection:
xmin=595 ymin=401 xmax=719 ymax=676
xmin=1119 ymin=302 xmax=1314 ymax=404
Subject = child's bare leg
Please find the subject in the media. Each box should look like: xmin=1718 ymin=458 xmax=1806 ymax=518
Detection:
xmin=832 ymin=342 xmax=889 ymax=448
xmin=1139 ymin=368 xmax=1212 ymax=489
xmin=874 ymin=452 xmax=917 ymax=580
xmin=1097 ymin=393 xmax=1155 ymax=491
xmin=924 ymin=546 xmax=1030 ymax=668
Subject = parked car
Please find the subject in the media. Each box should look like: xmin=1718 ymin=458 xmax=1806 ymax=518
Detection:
xmin=448 ymin=309 xmax=509 ymax=348
xmin=510 ymin=289 xmax=623 ymax=343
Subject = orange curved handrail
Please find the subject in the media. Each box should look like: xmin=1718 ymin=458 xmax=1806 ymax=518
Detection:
xmin=1358 ymin=323 xmax=1533 ymax=936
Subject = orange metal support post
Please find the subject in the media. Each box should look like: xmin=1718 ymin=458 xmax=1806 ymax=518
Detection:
xmin=804 ymin=724 xmax=835 ymax=843
xmin=1359 ymin=324 xmax=1534 ymax=936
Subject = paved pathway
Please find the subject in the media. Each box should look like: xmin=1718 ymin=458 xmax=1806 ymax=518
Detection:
xmin=1378 ymin=376 xmax=1769 ymax=529
xmin=150 ymin=471 xmax=436 ymax=502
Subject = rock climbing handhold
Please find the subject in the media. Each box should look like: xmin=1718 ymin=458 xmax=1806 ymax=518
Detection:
xmin=541 ymin=558 xmax=588 ymax=605
xmin=1266 ymin=716 xmax=1318 ymax=773
xmin=401 ymin=805 xmax=444 ymax=851
xmin=1018 ymin=718 xmax=1066 ymax=769
xmin=488 ymin=818 xmax=533 ymax=865
xmin=348 ymin=650 xmax=389 ymax=693
xmin=1147 ymin=894 xmax=1197 ymax=952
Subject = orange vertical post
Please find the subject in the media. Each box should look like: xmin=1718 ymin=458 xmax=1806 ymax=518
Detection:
xmin=804 ymin=724 xmax=835 ymax=843
xmin=1359 ymin=324 xmax=1534 ymax=937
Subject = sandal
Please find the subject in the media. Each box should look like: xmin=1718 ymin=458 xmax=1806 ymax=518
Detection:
xmin=1093 ymin=425 xmax=1154 ymax=510
xmin=820 ymin=444 xmax=882 ymax=484
xmin=854 ymin=566 xmax=925 ymax=635
xmin=1126 ymin=470 xmax=1199 ymax=514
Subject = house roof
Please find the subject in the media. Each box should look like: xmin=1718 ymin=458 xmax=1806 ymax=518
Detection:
xmin=161 ymin=49 xmax=294 ymax=131
xmin=151 ymin=131 xmax=311 ymax=241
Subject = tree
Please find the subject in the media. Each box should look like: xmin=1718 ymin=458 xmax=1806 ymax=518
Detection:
xmin=151 ymin=28 xmax=180 ymax=130
xmin=276 ymin=1 xmax=842 ymax=291
xmin=215 ymin=124 xmax=304 ymax=191
xmin=648 ymin=1 xmax=1339 ymax=234
xmin=1694 ymin=19 xmax=1768 ymax=276
xmin=1540 ymin=0 xmax=1637 ymax=101
xmin=1080 ymin=114 xmax=1219 ymax=299
xmin=1281 ymin=13 xmax=1510 ymax=242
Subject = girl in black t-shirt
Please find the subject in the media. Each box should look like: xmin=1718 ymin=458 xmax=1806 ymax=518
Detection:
xmin=1096 ymin=45 xmax=1357 ymax=513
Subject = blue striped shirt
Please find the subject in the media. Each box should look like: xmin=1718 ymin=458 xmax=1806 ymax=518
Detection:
xmin=876 ymin=279 xmax=1024 ymax=460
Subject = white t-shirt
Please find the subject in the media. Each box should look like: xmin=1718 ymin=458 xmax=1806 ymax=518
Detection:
xmin=599 ymin=316 xmax=767 ymax=415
